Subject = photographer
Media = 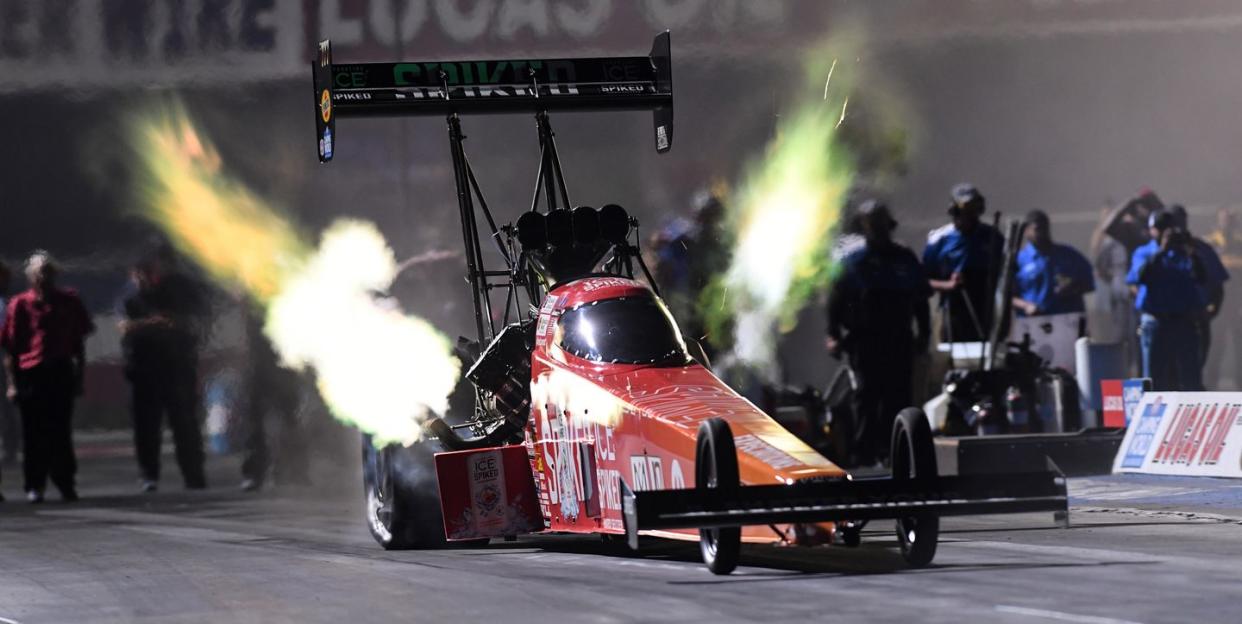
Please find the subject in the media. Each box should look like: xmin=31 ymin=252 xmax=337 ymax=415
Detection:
xmin=1127 ymin=210 xmax=1207 ymax=391
xmin=1168 ymin=205 xmax=1229 ymax=383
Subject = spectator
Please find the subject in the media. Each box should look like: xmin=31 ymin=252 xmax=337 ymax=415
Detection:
xmin=1012 ymin=210 xmax=1095 ymax=317
xmin=0 ymin=262 xmax=16 ymax=472
xmin=1127 ymin=210 xmax=1206 ymax=391
xmin=1 ymin=252 xmax=94 ymax=503
xmin=650 ymin=190 xmax=729 ymax=358
xmin=239 ymin=306 xmax=308 ymax=491
xmin=1206 ymin=207 xmax=1242 ymax=388
xmin=923 ymin=183 xmax=1005 ymax=343
xmin=119 ymin=245 xmax=211 ymax=492
xmin=1090 ymin=204 xmax=1138 ymax=372
xmin=827 ymin=200 xmax=930 ymax=467
xmin=1169 ymin=204 xmax=1229 ymax=384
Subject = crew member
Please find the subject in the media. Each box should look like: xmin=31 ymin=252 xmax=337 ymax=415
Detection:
xmin=1012 ymin=210 xmax=1095 ymax=317
xmin=1127 ymin=210 xmax=1206 ymax=391
xmin=652 ymin=190 xmax=729 ymax=358
xmin=1169 ymin=204 xmax=1229 ymax=382
xmin=239 ymin=306 xmax=308 ymax=491
xmin=2 ymin=252 xmax=94 ymax=503
xmin=923 ymin=183 xmax=1005 ymax=343
xmin=120 ymin=246 xmax=211 ymax=491
xmin=827 ymin=200 xmax=930 ymax=467
xmin=1206 ymin=207 xmax=1242 ymax=388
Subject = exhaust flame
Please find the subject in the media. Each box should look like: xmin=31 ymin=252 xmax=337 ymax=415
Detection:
xmin=133 ymin=103 xmax=459 ymax=446
xmin=711 ymin=60 xmax=856 ymax=373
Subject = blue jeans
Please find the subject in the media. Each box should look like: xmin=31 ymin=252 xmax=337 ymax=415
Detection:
xmin=1139 ymin=313 xmax=1204 ymax=391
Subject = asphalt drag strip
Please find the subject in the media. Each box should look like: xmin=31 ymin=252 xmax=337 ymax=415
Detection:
xmin=0 ymin=457 xmax=1240 ymax=623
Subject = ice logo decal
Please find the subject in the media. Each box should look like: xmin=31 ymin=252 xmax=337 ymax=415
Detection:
xmin=475 ymin=483 xmax=501 ymax=514
xmin=1122 ymin=399 xmax=1166 ymax=468
xmin=322 ymin=128 xmax=333 ymax=160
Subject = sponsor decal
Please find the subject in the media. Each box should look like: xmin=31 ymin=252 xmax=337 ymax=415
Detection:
xmin=656 ymin=125 xmax=670 ymax=152
xmin=734 ymin=434 xmax=801 ymax=470
xmin=579 ymin=277 xmax=633 ymax=292
xmin=319 ymin=40 xmax=330 ymax=68
xmin=600 ymin=83 xmax=648 ymax=94
xmin=669 ymin=459 xmax=686 ymax=489
xmin=320 ymin=89 xmax=332 ymax=123
xmin=1100 ymin=379 xmax=1124 ymax=428
xmin=468 ymin=450 xmax=508 ymax=532
xmin=1114 ymin=392 xmax=1242 ymax=476
xmin=321 ymin=128 xmax=333 ymax=160
xmin=392 ymin=60 xmax=578 ymax=87
xmin=334 ymin=92 xmax=373 ymax=101
xmin=535 ymin=295 xmax=560 ymax=338
xmin=1121 ymin=398 xmax=1165 ymax=468
xmin=628 ymin=455 xmax=665 ymax=491
xmin=1122 ymin=378 xmax=1148 ymax=425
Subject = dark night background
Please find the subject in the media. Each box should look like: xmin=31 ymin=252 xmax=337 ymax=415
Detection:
xmin=6 ymin=0 xmax=1242 ymax=390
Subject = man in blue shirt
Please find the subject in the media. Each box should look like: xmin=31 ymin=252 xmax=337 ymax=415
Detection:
xmin=1169 ymin=204 xmax=1229 ymax=378
xmin=828 ymin=200 xmax=930 ymax=466
xmin=1126 ymin=209 xmax=1207 ymax=391
xmin=1012 ymin=210 xmax=1095 ymax=317
xmin=923 ymin=183 xmax=1005 ymax=343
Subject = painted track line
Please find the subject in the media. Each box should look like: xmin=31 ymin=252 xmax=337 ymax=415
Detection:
xmin=995 ymin=605 xmax=1143 ymax=624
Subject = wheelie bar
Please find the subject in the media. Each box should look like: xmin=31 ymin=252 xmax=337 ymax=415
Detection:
xmin=620 ymin=465 xmax=1068 ymax=550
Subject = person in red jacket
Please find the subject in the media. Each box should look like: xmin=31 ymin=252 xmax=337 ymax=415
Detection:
xmin=2 ymin=252 xmax=94 ymax=503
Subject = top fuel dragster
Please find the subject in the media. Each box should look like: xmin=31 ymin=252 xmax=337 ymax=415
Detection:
xmin=311 ymin=33 xmax=1068 ymax=574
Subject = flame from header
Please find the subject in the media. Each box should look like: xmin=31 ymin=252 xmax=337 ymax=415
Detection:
xmin=132 ymin=103 xmax=459 ymax=446
xmin=705 ymin=57 xmax=857 ymax=373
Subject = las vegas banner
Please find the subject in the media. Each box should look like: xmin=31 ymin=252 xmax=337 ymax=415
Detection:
xmin=1114 ymin=392 xmax=1242 ymax=478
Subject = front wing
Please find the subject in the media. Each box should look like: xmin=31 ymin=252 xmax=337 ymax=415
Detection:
xmin=620 ymin=468 xmax=1068 ymax=549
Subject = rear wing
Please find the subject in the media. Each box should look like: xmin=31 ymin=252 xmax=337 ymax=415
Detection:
xmin=312 ymin=32 xmax=674 ymax=162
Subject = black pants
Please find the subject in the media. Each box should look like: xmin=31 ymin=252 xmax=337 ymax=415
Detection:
xmin=130 ymin=364 xmax=205 ymax=485
xmin=1 ymin=385 xmax=17 ymax=463
xmin=241 ymin=369 xmax=306 ymax=485
xmin=848 ymin=339 xmax=915 ymax=466
xmin=15 ymin=361 xmax=78 ymax=494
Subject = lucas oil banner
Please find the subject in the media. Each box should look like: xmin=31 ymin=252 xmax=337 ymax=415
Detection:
xmin=1113 ymin=392 xmax=1242 ymax=478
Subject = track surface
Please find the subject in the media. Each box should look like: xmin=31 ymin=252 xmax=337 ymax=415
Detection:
xmin=1 ymin=447 xmax=1240 ymax=624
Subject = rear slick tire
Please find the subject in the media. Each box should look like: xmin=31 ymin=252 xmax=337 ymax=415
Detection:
xmin=362 ymin=435 xmax=448 ymax=550
xmin=696 ymin=417 xmax=741 ymax=575
xmin=890 ymin=408 xmax=940 ymax=568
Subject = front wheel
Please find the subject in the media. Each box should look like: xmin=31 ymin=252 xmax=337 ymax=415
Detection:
xmin=697 ymin=418 xmax=741 ymax=575
xmin=890 ymin=408 xmax=940 ymax=567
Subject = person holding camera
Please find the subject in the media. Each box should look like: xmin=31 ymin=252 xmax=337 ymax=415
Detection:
xmin=1127 ymin=209 xmax=1207 ymax=391
xmin=1168 ymin=205 xmax=1229 ymax=383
